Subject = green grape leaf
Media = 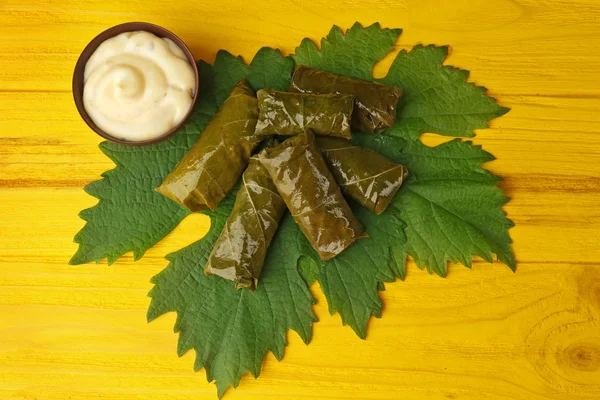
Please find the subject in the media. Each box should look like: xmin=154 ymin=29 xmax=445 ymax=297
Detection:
xmin=395 ymin=139 xmax=515 ymax=277
xmin=381 ymin=44 xmax=510 ymax=141
xmin=355 ymin=134 xmax=515 ymax=278
xmin=147 ymin=195 xmax=317 ymax=398
xmin=293 ymin=22 xmax=401 ymax=80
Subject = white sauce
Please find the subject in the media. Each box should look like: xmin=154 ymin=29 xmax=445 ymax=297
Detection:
xmin=83 ymin=31 xmax=195 ymax=141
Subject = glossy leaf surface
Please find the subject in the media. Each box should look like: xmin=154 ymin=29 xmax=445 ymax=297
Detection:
xmin=289 ymin=65 xmax=403 ymax=134
xmin=258 ymin=130 xmax=365 ymax=260
xmin=317 ymin=136 xmax=408 ymax=214
xmin=205 ymin=158 xmax=286 ymax=290
xmin=156 ymin=80 xmax=261 ymax=212
xmin=255 ymin=88 xmax=353 ymax=139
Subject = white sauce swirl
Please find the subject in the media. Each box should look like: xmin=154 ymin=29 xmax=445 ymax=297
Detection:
xmin=83 ymin=31 xmax=195 ymax=141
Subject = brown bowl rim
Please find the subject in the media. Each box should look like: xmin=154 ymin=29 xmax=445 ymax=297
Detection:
xmin=72 ymin=22 xmax=199 ymax=146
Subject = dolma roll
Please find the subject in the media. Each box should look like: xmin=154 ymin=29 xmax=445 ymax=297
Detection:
xmin=156 ymin=80 xmax=260 ymax=212
xmin=258 ymin=130 xmax=365 ymax=261
xmin=255 ymin=89 xmax=354 ymax=139
xmin=289 ymin=65 xmax=403 ymax=134
xmin=205 ymin=158 xmax=286 ymax=290
xmin=316 ymin=136 xmax=408 ymax=215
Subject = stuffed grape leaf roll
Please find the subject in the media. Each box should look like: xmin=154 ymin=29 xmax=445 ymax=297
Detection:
xmin=255 ymin=88 xmax=354 ymax=139
xmin=204 ymin=158 xmax=286 ymax=290
xmin=156 ymin=80 xmax=261 ymax=212
xmin=289 ymin=65 xmax=403 ymax=134
xmin=316 ymin=136 xmax=408 ymax=215
xmin=258 ymin=130 xmax=365 ymax=261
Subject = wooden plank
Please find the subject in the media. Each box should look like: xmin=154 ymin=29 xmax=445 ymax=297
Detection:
xmin=0 ymin=263 xmax=598 ymax=399
xmin=0 ymin=0 xmax=599 ymax=398
xmin=1 ymin=0 xmax=600 ymax=95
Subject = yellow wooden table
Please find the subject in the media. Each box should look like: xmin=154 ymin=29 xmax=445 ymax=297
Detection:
xmin=1 ymin=1 xmax=599 ymax=399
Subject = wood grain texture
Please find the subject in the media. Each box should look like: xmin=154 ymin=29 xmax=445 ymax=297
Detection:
xmin=1 ymin=0 xmax=599 ymax=398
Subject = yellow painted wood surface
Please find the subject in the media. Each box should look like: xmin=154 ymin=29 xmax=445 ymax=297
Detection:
xmin=1 ymin=0 xmax=600 ymax=398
